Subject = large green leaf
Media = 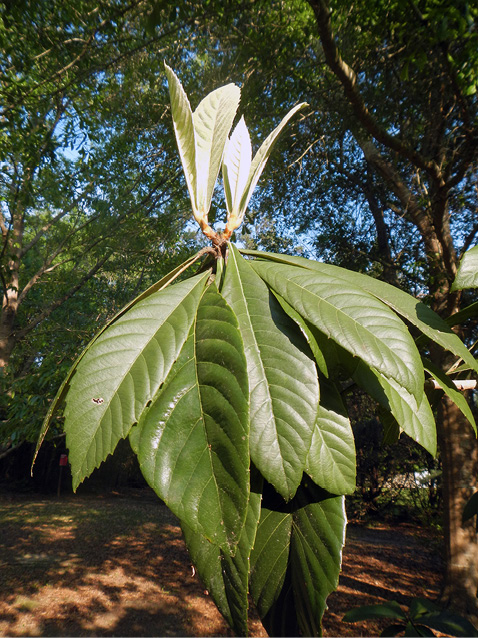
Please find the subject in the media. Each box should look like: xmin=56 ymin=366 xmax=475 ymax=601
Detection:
xmin=452 ymin=245 xmax=478 ymax=291
xmin=62 ymin=272 xmax=210 ymax=490
xmin=242 ymin=249 xmax=478 ymax=376
xmin=250 ymin=481 xmax=346 ymax=637
xmin=306 ymin=379 xmax=356 ymax=495
xmin=250 ymin=259 xmax=424 ymax=402
xmin=222 ymin=245 xmax=320 ymax=500
xmin=32 ymin=251 xmax=207 ymax=470
xmin=181 ymin=472 xmax=262 ymax=636
xmin=164 ymin=63 xmax=197 ymax=212
xmin=130 ymin=284 xmax=249 ymax=551
xmin=193 ymin=83 xmax=240 ymax=215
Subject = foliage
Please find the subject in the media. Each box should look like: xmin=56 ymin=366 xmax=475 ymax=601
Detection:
xmin=34 ymin=69 xmax=478 ymax=636
xmin=343 ymin=597 xmax=478 ymax=637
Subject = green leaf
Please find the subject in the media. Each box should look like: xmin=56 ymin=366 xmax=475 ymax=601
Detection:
xmin=130 ymin=284 xmax=249 ymax=551
xmin=452 ymin=245 xmax=478 ymax=291
xmin=343 ymin=601 xmax=407 ymax=622
xmin=250 ymin=481 xmax=346 ymax=636
xmin=250 ymin=259 xmax=424 ymax=402
xmin=242 ymin=249 xmax=478 ymax=377
xmin=193 ymin=83 xmax=240 ymax=215
xmin=63 ymin=272 xmax=210 ymax=490
xmin=423 ymin=358 xmax=477 ymax=435
xmin=164 ymin=63 xmax=197 ymax=212
xmin=420 ymin=612 xmax=478 ymax=637
xmin=306 ymin=379 xmax=356 ymax=495
xmin=352 ymin=361 xmax=436 ymax=455
xmin=181 ymin=472 xmax=262 ymax=636
xmin=222 ymin=245 xmax=320 ymax=500
xmin=32 ymin=251 xmax=207 ymax=471
xmin=446 ymin=301 xmax=478 ymax=326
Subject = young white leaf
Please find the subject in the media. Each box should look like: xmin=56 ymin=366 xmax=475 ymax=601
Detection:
xmin=238 ymin=103 xmax=307 ymax=220
xmin=193 ymin=83 xmax=241 ymax=216
xmin=222 ymin=116 xmax=252 ymax=218
xmin=164 ymin=63 xmax=197 ymax=215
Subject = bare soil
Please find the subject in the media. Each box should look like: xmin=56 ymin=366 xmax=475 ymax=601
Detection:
xmin=0 ymin=489 xmax=443 ymax=637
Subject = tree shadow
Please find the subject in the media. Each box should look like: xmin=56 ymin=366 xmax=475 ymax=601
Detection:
xmin=0 ymin=489 xmax=242 ymax=637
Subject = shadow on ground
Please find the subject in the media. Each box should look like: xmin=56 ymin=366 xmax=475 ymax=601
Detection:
xmin=0 ymin=491 xmax=442 ymax=637
xmin=0 ymin=489 xmax=254 ymax=637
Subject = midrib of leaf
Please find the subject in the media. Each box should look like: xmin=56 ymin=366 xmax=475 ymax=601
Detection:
xmin=191 ymin=305 xmax=222 ymax=517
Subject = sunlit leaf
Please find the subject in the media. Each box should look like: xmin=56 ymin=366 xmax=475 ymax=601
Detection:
xmin=193 ymin=83 xmax=240 ymax=215
xmin=63 ymin=272 xmax=210 ymax=490
xmin=222 ymin=116 xmax=252 ymax=217
xmin=250 ymin=259 xmax=424 ymax=402
xmin=32 ymin=251 xmax=207 ymax=470
xmin=423 ymin=358 xmax=477 ymax=435
xmin=242 ymin=249 xmax=478 ymax=376
xmin=452 ymin=245 xmax=478 ymax=291
xmin=164 ymin=63 xmax=197 ymax=213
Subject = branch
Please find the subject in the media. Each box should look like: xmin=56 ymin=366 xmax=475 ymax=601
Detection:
xmin=307 ymin=0 xmax=443 ymax=184
xmin=14 ymin=254 xmax=111 ymax=342
xmin=20 ymin=182 xmax=94 ymax=258
xmin=426 ymin=379 xmax=477 ymax=391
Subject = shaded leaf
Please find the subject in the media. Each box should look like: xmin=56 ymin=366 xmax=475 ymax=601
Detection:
xmin=181 ymin=473 xmax=262 ymax=635
xmin=129 ymin=284 xmax=250 ymax=551
xmin=343 ymin=601 xmax=407 ymax=622
xmin=352 ymin=361 xmax=436 ymax=455
xmin=222 ymin=245 xmax=319 ymax=500
xmin=306 ymin=378 xmax=356 ymax=495
xmin=250 ymin=481 xmax=346 ymax=636
xmin=463 ymin=491 xmax=478 ymax=523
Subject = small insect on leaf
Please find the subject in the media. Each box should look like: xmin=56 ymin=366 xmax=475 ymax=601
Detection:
xmin=91 ymin=397 xmax=104 ymax=405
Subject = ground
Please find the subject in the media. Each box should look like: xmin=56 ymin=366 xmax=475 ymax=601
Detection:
xmin=0 ymin=488 xmax=443 ymax=637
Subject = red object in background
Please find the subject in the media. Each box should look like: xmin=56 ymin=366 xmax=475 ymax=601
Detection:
xmin=59 ymin=454 xmax=68 ymax=466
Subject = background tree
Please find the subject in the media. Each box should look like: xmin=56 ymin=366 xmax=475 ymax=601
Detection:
xmin=0 ymin=0 xmax=208 ymax=450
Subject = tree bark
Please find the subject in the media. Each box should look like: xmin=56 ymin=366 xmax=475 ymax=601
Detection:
xmin=437 ymin=392 xmax=478 ymax=620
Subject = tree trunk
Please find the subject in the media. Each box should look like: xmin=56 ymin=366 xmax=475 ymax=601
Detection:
xmin=437 ymin=394 xmax=478 ymax=621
